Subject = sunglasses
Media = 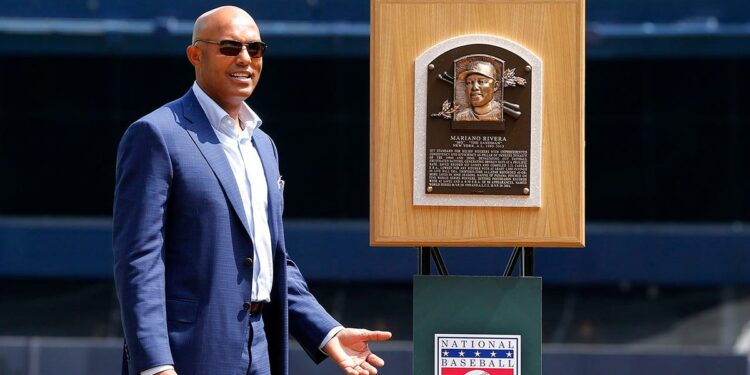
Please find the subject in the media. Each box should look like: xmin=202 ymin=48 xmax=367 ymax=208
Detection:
xmin=194 ymin=39 xmax=267 ymax=58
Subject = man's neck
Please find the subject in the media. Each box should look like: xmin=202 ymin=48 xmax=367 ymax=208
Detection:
xmin=195 ymin=82 xmax=244 ymax=120
xmin=217 ymin=101 xmax=247 ymax=132
xmin=216 ymin=100 xmax=242 ymax=120
xmin=233 ymin=116 xmax=245 ymax=132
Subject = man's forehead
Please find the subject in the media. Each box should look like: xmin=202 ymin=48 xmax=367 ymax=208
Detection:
xmin=214 ymin=19 xmax=260 ymax=38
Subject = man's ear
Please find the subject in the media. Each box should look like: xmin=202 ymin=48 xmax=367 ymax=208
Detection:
xmin=187 ymin=45 xmax=201 ymax=67
xmin=493 ymin=79 xmax=501 ymax=92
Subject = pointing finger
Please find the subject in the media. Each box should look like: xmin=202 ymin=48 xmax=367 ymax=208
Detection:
xmin=360 ymin=330 xmax=392 ymax=341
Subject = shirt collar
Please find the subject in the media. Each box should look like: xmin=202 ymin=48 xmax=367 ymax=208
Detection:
xmin=191 ymin=81 xmax=263 ymax=140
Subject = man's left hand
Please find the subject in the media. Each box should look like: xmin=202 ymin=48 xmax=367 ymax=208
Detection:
xmin=324 ymin=328 xmax=393 ymax=375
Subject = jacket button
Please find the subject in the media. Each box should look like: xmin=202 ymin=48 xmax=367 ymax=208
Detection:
xmin=243 ymin=302 xmax=251 ymax=311
xmin=244 ymin=257 xmax=253 ymax=266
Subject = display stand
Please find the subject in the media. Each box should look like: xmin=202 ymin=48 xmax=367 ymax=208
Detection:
xmin=417 ymin=247 xmax=535 ymax=277
xmin=370 ymin=0 xmax=584 ymax=373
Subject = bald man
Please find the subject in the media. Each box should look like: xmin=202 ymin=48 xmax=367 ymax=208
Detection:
xmin=113 ymin=6 xmax=390 ymax=375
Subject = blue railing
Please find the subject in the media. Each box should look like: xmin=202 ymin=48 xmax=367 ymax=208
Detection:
xmin=0 ymin=0 xmax=749 ymax=57
xmin=2 ymin=217 xmax=750 ymax=285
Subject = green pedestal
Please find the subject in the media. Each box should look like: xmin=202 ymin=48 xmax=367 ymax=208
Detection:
xmin=414 ymin=276 xmax=542 ymax=375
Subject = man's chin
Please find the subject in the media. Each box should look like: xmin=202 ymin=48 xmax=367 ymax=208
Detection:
xmin=231 ymin=87 xmax=256 ymax=101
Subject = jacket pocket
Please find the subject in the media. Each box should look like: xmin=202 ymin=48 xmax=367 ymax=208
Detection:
xmin=166 ymin=298 xmax=198 ymax=323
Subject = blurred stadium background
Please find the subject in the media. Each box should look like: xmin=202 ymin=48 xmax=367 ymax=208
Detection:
xmin=1 ymin=0 xmax=750 ymax=374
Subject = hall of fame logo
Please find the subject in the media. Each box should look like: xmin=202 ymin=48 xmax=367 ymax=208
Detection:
xmin=435 ymin=334 xmax=521 ymax=375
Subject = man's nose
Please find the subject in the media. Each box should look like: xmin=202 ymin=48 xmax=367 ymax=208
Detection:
xmin=235 ymin=46 xmax=252 ymax=65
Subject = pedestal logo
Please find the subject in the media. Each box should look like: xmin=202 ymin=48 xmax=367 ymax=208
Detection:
xmin=435 ymin=334 xmax=521 ymax=375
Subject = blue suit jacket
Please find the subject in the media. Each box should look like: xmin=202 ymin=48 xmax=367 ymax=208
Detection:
xmin=113 ymin=89 xmax=339 ymax=375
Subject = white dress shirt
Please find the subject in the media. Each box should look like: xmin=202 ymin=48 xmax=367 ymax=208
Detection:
xmin=193 ymin=82 xmax=273 ymax=303
xmin=140 ymin=84 xmax=341 ymax=375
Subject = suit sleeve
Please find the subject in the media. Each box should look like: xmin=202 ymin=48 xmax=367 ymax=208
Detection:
xmin=266 ymin=135 xmax=341 ymax=363
xmin=286 ymin=257 xmax=341 ymax=363
xmin=113 ymin=121 xmax=174 ymax=372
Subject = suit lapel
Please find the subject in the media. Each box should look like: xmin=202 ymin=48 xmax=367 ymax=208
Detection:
xmin=180 ymin=90 xmax=254 ymax=241
xmin=252 ymin=133 xmax=281 ymax=253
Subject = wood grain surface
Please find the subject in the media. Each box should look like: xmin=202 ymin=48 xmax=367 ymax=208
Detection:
xmin=371 ymin=0 xmax=585 ymax=247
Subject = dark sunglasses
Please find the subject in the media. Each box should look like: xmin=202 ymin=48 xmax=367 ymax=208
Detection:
xmin=194 ymin=39 xmax=267 ymax=58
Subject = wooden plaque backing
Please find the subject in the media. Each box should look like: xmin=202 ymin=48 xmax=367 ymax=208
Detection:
xmin=371 ymin=0 xmax=585 ymax=247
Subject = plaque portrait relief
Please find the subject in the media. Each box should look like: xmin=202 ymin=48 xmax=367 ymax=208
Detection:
xmin=414 ymin=35 xmax=542 ymax=207
xmin=454 ymin=58 xmax=505 ymax=123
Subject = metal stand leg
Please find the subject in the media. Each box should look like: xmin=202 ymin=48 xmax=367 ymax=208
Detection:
xmin=503 ymin=247 xmax=521 ymax=277
xmin=430 ymin=247 xmax=449 ymax=275
xmin=418 ymin=247 xmax=449 ymax=276
xmin=521 ymin=247 xmax=534 ymax=276
xmin=418 ymin=247 xmax=431 ymax=275
xmin=504 ymin=247 xmax=534 ymax=277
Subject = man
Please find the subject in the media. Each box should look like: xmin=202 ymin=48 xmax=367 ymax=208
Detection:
xmin=454 ymin=61 xmax=503 ymax=122
xmin=113 ymin=6 xmax=390 ymax=375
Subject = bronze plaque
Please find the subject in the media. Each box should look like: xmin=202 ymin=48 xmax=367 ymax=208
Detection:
xmin=425 ymin=44 xmax=533 ymax=196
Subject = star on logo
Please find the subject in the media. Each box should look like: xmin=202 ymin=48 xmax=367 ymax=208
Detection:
xmin=459 ymin=351 xmax=465 ymax=357
xmin=443 ymin=351 xmax=449 ymax=357
xmin=490 ymin=351 xmax=497 ymax=357
xmin=506 ymin=351 xmax=513 ymax=358
xmin=475 ymin=351 xmax=481 ymax=357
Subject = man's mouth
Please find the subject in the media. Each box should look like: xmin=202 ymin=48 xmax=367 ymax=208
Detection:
xmin=229 ymin=72 xmax=253 ymax=79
